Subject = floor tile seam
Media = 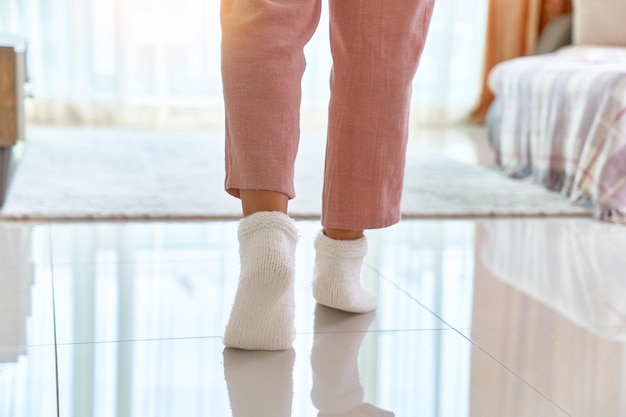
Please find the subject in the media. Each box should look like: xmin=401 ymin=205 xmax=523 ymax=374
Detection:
xmin=460 ymin=338 xmax=574 ymax=417
xmin=48 ymin=259 xmax=227 ymax=267
xmin=362 ymin=265 xmax=458 ymax=332
xmin=55 ymin=335 xmax=224 ymax=347
xmin=47 ymin=224 xmax=61 ymax=417
xmin=371 ymin=265 xmax=573 ymax=417
xmin=0 ymin=342 xmax=59 ymax=349
xmin=54 ymin=328 xmax=453 ymax=347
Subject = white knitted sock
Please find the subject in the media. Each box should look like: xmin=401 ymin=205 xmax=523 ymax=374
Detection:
xmin=224 ymin=211 xmax=298 ymax=351
xmin=313 ymin=232 xmax=377 ymax=313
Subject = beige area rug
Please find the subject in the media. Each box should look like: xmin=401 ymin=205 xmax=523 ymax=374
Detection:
xmin=0 ymin=127 xmax=591 ymax=221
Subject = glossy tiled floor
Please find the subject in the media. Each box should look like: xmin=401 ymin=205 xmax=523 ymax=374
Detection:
xmin=1 ymin=217 xmax=626 ymax=417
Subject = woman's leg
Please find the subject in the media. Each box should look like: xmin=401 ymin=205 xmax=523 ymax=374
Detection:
xmin=222 ymin=0 xmax=322 ymax=204
xmin=314 ymin=0 xmax=435 ymax=313
xmin=322 ymin=0 xmax=435 ymax=230
xmin=221 ymin=0 xmax=321 ymax=351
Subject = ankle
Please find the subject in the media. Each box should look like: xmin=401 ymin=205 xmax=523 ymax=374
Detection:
xmin=323 ymin=228 xmax=364 ymax=241
xmin=240 ymin=190 xmax=289 ymax=217
xmin=313 ymin=232 xmax=376 ymax=313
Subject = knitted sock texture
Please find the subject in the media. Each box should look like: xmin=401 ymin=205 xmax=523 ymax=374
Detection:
xmin=224 ymin=211 xmax=298 ymax=350
xmin=313 ymin=232 xmax=377 ymax=313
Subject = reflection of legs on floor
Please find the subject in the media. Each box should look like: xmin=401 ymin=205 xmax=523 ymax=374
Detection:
xmin=311 ymin=305 xmax=393 ymax=417
xmin=224 ymin=212 xmax=298 ymax=350
xmin=0 ymin=225 xmax=31 ymax=362
xmin=313 ymin=232 xmax=377 ymax=313
xmin=224 ymin=348 xmax=295 ymax=417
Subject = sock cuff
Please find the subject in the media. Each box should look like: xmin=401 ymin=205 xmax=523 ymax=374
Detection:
xmin=238 ymin=211 xmax=298 ymax=241
xmin=315 ymin=231 xmax=367 ymax=258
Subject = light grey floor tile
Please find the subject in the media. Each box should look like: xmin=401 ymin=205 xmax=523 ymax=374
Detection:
xmin=33 ymin=216 xmax=626 ymax=416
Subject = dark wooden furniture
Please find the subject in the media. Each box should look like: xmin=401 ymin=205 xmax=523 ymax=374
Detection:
xmin=0 ymin=35 xmax=26 ymax=207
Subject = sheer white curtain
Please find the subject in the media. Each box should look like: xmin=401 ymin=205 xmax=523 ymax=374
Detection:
xmin=0 ymin=0 xmax=487 ymax=128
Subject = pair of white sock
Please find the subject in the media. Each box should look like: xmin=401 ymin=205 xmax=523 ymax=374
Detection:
xmin=223 ymin=211 xmax=377 ymax=351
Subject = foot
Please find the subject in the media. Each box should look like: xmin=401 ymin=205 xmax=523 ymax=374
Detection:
xmin=224 ymin=211 xmax=298 ymax=350
xmin=313 ymin=231 xmax=377 ymax=313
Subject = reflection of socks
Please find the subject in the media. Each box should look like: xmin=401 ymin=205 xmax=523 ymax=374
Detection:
xmin=318 ymin=404 xmax=394 ymax=417
xmin=224 ymin=348 xmax=295 ymax=417
xmin=311 ymin=305 xmax=393 ymax=417
xmin=313 ymin=232 xmax=377 ymax=313
xmin=224 ymin=212 xmax=298 ymax=351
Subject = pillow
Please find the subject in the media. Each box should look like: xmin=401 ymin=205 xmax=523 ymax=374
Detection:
xmin=535 ymin=14 xmax=573 ymax=54
xmin=573 ymin=0 xmax=626 ymax=46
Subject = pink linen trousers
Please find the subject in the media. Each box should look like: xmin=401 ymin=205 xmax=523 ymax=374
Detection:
xmin=221 ymin=0 xmax=435 ymax=230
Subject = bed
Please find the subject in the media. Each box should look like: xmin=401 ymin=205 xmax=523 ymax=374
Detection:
xmin=488 ymin=46 xmax=626 ymax=222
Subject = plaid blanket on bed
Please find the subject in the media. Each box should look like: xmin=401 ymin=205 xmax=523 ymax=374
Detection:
xmin=488 ymin=46 xmax=626 ymax=222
